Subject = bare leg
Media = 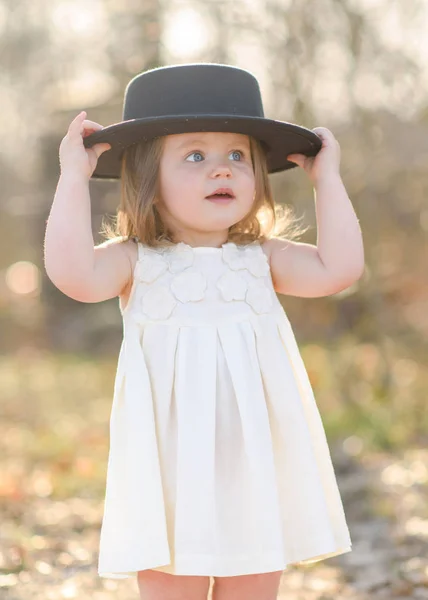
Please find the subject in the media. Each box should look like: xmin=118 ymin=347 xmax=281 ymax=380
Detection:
xmin=212 ymin=571 xmax=283 ymax=600
xmin=137 ymin=569 xmax=211 ymax=600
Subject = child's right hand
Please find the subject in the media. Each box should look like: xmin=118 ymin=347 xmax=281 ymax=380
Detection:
xmin=59 ymin=111 xmax=111 ymax=179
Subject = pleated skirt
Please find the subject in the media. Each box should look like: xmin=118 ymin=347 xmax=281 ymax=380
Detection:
xmin=98 ymin=310 xmax=352 ymax=579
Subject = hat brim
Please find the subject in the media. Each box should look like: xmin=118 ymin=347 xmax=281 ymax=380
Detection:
xmin=83 ymin=115 xmax=322 ymax=179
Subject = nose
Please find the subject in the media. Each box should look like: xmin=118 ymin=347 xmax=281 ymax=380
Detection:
xmin=210 ymin=162 xmax=232 ymax=178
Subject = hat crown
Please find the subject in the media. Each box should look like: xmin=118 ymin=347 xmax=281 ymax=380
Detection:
xmin=83 ymin=62 xmax=322 ymax=179
xmin=123 ymin=63 xmax=265 ymax=121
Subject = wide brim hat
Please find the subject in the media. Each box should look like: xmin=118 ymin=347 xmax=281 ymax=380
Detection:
xmin=83 ymin=63 xmax=322 ymax=180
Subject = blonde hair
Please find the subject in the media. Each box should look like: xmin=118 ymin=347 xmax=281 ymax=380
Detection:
xmin=100 ymin=135 xmax=308 ymax=247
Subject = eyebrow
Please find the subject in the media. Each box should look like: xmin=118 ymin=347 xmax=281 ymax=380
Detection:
xmin=176 ymin=137 xmax=249 ymax=150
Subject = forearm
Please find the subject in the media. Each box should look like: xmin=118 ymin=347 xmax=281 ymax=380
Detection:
xmin=314 ymin=174 xmax=365 ymax=279
xmin=44 ymin=172 xmax=95 ymax=291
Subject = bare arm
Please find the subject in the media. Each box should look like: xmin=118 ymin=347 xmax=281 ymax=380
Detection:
xmin=314 ymin=173 xmax=364 ymax=279
xmin=267 ymin=128 xmax=365 ymax=298
xmin=44 ymin=171 xmax=94 ymax=294
xmin=44 ymin=111 xmax=130 ymax=302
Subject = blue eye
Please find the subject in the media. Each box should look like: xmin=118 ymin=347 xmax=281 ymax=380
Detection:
xmin=186 ymin=151 xmax=204 ymax=162
xmin=230 ymin=150 xmax=243 ymax=161
xmin=185 ymin=150 xmax=245 ymax=162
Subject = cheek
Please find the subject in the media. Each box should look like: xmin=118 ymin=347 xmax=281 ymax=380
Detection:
xmin=162 ymin=164 xmax=198 ymax=189
xmin=158 ymin=182 xmax=200 ymax=220
xmin=160 ymin=170 xmax=203 ymax=209
xmin=242 ymin=170 xmax=256 ymax=198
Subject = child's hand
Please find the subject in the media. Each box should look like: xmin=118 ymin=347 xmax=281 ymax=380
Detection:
xmin=59 ymin=111 xmax=111 ymax=179
xmin=287 ymin=127 xmax=341 ymax=185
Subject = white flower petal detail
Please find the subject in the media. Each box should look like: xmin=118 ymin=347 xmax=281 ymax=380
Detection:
xmin=167 ymin=242 xmax=194 ymax=273
xmin=244 ymin=252 xmax=270 ymax=277
xmin=141 ymin=285 xmax=177 ymax=319
xmin=171 ymin=271 xmax=207 ymax=302
xmin=216 ymin=271 xmax=248 ymax=301
xmin=246 ymin=281 xmax=273 ymax=314
xmin=221 ymin=243 xmax=247 ymax=270
xmin=134 ymin=252 xmax=168 ymax=283
xmin=222 ymin=242 xmax=269 ymax=277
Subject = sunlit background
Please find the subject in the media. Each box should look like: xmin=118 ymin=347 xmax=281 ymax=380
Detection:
xmin=1 ymin=0 xmax=428 ymax=598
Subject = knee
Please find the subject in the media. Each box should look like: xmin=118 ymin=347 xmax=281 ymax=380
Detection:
xmin=137 ymin=569 xmax=211 ymax=600
xmin=212 ymin=571 xmax=283 ymax=600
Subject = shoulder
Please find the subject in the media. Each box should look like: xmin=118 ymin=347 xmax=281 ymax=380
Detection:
xmin=95 ymin=236 xmax=139 ymax=297
xmin=260 ymin=236 xmax=358 ymax=297
xmin=260 ymin=238 xmax=272 ymax=258
xmin=96 ymin=236 xmax=138 ymax=265
xmin=260 ymin=237 xmax=289 ymax=261
xmin=260 ymin=237 xmax=295 ymax=295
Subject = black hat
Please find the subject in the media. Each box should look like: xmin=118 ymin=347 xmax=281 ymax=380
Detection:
xmin=83 ymin=63 xmax=322 ymax=180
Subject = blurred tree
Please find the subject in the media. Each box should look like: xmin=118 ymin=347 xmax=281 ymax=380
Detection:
xmin=0 ymin=0 xmax=426 ymax=371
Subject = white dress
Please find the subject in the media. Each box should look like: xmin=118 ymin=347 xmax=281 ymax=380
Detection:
xmin=98 ymin=238 xmax=352 ymax=579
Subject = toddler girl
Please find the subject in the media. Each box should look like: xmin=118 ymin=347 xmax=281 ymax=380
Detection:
xmin=44 ymin=63 xmax=364 ymax=600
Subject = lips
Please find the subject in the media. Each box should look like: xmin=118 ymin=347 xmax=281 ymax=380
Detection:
xmin=206 ymin=187 xmax=235 ymax=199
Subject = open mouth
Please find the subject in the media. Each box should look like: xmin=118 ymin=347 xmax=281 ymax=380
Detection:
xmin=206 ymin=194 xmax=235 ymax=203
xmin=205 ymin=189 xmax=235 ymax=201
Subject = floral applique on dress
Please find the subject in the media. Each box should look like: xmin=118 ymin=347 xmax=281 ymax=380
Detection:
xmin=132 ymin=240 xmax=273 ymax=320
xmin=100 ymin=235 xmax=353 ymax=579
xmin=166 ymin=242 xmax=194 ymax=273
xmin=217 ymin=242 xmax=273 ymax=314
xmin=134 ymin=242 xmax=207 ymax=320
xmin=135 ymin=252 xmax=168 ymax=283
xmin=222 ymin=243 xmax=271 ymax=277
xmin=171 ymin=271 xmax=207 ymax=302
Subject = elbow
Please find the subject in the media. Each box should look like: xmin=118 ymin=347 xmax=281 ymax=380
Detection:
xmin=44 ymin=264 xmax=63 ymax=290
xmin=327 ymin=262 xmax=365 ymax=295
xmin=351 ymin=259 xmax=366 ymax=282
xmin=45 ymin=269 xmax=95 ymax=302
xmin=340 ymin=250 xmax=366 ymax=285
xmin=342 ymin=242 xmax=365 ymax=283
xmin=335 ymin=263 xmax=366 ymax=293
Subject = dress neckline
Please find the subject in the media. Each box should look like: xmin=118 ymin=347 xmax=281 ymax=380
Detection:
xmin=174 ymin=241 xmax=231 ymax=251
xmin=186 ymin=245 xmax=226 ymax=251
xmin=133 ymin=237 xmax=259 ymax=252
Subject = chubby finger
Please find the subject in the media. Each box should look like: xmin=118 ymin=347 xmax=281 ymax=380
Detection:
xmin=69 ymin=111 xmax=86 ymax=128
xmin=67 ymin=111 xmax=87 ymax=140
xmin=287 ymin=154 xmax=306 ymax=167
xmin=81 ymin=119 xmax=105 ymax=140
xmin=82 ymin=119 xmax=104 ymax=130
xmin=312 ymin=127 xmax=337 ymax=144
xmin=92 ymin=143 xmax=111 ymax=158
xmin=312 ymin=126 xmax=334 ymax=135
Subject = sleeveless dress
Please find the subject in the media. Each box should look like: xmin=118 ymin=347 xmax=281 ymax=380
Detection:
xmin=98 ymin=238 xmax=352 ymax=579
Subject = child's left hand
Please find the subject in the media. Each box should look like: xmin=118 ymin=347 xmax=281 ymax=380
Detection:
xmin=287 ymin=127 xmax=341 ymax=185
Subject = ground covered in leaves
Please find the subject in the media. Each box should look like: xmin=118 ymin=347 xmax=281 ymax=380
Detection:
xmin=0 ymin=352 xmax=427 ymax=599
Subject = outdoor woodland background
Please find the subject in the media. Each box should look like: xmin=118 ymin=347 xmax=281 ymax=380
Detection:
xmin=1 ymin=0 xmax=427 ymax=598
